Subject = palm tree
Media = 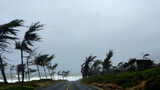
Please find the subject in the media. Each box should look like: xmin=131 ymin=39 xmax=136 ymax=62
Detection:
xmin=15 ymin=22 xmax=43 ymax=83
xmin=16 ymin=64 xmax=25 ymax=83
xmin=0 ymin=19 xmax=23 ymax=84
xmin=62 ymin=70 xmax=70 ymax=79
xmin=47 ymin=64 xmax=53 ymax=79
xmin=58 ymin=71 xmax=63 ymax=79
xmin=81 ymin=55 xmax=96 ymax=78
xmin=28 ymin=68 xmax=36 ymax=79
xmin=34 ymin=56 xmax=42 ymax=80
xmin=0 ymin=56 xmax=8 ymax=83
xmin=9 ymin=65 xmax=15 ymax=82
xmin=91 ymin=59 xmax=102 ymax=75
xmin=34 ymin=54 xmax=54 ymax=79
xmin=47 ymin=63 xmax=58 ymax=79
xmin=103 ymin=50 xmax=113 ymax=73
xmin=50 ymin=64 xmax=58 ymax=80
xmin=25 ymin=48 xmax=37 ymax=81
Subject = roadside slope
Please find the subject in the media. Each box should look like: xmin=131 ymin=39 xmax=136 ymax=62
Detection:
xmin=81 ymin=66 xmax=160 ymax=90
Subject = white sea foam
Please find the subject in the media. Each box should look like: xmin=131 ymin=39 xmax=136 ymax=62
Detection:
xmin=0 ymin=75 xmax=82 ymax=83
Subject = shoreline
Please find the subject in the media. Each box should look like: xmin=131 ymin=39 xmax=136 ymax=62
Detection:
xmin=0 ymin=75 xmax=82 ymax=83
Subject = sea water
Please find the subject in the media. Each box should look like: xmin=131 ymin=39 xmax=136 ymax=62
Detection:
xmin=0 ymin=74 xmax=82 ymax=83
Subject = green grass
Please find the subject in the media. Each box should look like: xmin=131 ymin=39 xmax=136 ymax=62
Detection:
xmin=82 ymin=66 xmax=160 ymax=89
xmin=0 ymin=79 xmax=63 ymax=90
xmin=4 ymin=86 xmax=34 ymax=90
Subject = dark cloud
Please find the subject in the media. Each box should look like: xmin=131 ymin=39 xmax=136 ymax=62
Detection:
xmin=0 ymin=0 xmax=160 ymax=74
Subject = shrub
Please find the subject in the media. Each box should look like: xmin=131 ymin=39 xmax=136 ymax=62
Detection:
xmin=82 ymin=66 xmax=160 ymax=88
xmin=145 ymin=76 xmax=160 ymax=90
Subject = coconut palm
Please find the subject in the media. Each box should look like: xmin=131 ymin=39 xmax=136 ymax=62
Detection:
xmin=62 ymin=70 xmax=70 ymax=79
xmin=47 ymin=63 xmax=58 ymax=79
xmin=34 ymin=56 xmax=42 ymax=79
xmin=28 ymin=68 xmax=36 ymax=79
xmin=9 ymin=65 xmax=15 ymax=81
xmin=102 ymin=50 xmax=113 ymax=73
xmin=50 ymin=64 xmax=58 ymax=79
xmin=81 ymin=55 xmax=96 ymax=78
xmin=25 ymin=48 xmax=37 ymax=81
xmin=16 ymin=64 xmax=25 ymax=83
xmin=47 ymin=64 xmax=52 ymax=79
xmin=58 ymin=71 xmax=63 ymax=79
xmin=34 ymin=54 xmax=54 ymax=79
xmin=0 ymin=19 xmax=23 ymax=84
xmin=91 ymin=59 xmax=102 ymax=75
xmin=15 ymin=22 xmax=43 ymax=83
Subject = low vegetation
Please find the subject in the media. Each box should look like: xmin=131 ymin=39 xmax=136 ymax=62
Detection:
xmin=82 ymin=66 xmax=160 ymax=90
xmin=81 ymin=51 xmax=160 ymax=90
xmin=0 ymin=79 xmax=63 ymax=90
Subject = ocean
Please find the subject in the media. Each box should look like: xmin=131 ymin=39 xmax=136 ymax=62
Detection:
xmin=0 ymin=74 xmax=82 ymax=83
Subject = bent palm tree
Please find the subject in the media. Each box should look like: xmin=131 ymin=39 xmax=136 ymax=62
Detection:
xmin=50 ymin=64 xmax=58 ymax=79
xmin=34 ymin=56 xmax=42 ymax=79
xmin=25 ymin=48 xmax=37 ymax=81
xmin=47 ymin=63 xmax=58 ymax=79
xmin=81 ymin=55 xmax=96 ymax=78
xmin=10 ymin=65 xmax=15 ymax=81
xmin=91 ymin=60 xmax=102 ymax=75
xmin=34 ymin=54 xmax=54 ymax=79
xmin=15 ymin=22 xmax=43 ymax=83
xmin=0 ymin=19 xmax=23 ymax=84
xmin=103 ymin=50 xmax=113 ymax=73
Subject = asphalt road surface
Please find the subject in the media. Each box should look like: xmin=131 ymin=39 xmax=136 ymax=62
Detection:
xmin=38 ymin=81 xmax=98 ymax=90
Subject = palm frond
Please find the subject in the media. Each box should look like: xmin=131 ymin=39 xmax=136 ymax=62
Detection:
xmin=22 ymin=42 xmax=32 ymax=53
xmin=51 ymin=63 xmax=58 ymax=70
xmin=0 ymin=19 xmax=23 ymax=35
xmin=0 ymin=19 xmax=23 ymax=51
xmin=34 ymin=54 xmax=54 ymax=66
xmin=47 ymin=55 xmax=54 ymax=62
xmin=24 ymin=22 xmax=43 ymax=46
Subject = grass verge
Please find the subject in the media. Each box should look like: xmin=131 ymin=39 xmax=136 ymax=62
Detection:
xmin=0 ymin=79 xmax=63 ymax=90
xmin=81 ymin=66 xmax=160 ymax=90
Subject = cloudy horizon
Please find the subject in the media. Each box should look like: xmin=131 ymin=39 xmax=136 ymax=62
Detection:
xmin=0 ymin=0 xmax=160 ymax=74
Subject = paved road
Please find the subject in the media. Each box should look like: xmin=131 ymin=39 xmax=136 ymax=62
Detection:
xmin=38 ymin=81 xmax=98 ymax=90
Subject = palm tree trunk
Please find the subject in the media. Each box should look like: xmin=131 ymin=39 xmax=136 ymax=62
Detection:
xmin=17 ymin=71 xmax=20 ymax=83
xmin=51 ymin=70 xmax=54 ymax=80
xmin=26 ymin=58 xmax=30 ymax=81
xmin=0 ymin=58 xmax=8 ymax=84
xmin=43 ymin=66 xmax=47 ymax=79
xmin=20 ymin=48 xmax=24 ymax=84
xmin=0 ymin=66 xmax=8 ymax=84
xmin=36 ymin=65 xmax=41 ymax=79
xmin=10 ymin=70 xmax=13 ymax=81
xmin=47 ymin=68 xmax=52 ymax=79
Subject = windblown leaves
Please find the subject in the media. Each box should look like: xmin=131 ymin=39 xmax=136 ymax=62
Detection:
xmin=0 ymin=19 xmax=23 ymax=51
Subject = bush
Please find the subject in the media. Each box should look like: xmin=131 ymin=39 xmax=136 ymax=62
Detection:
xmin=145 ymin=76 xmax=160 ymax=90
xmin=82 ymin=66 xmax=160 ymax=88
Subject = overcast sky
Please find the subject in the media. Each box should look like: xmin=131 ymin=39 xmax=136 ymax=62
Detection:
xmin=0 ymin=0 xmax=160 ymax=74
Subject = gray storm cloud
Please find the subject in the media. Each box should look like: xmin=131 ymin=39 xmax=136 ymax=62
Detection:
xmin=0 ymin=0 xmax=160 ymax=74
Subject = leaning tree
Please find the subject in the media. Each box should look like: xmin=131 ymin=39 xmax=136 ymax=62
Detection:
xmin=81 ymin=55 xmax=97 ymax=78
xmin=50 ymin=64 xmax=58 ymax=80
xmin=15 ymin=22 xmax=43 ymax=83
xmin=0 ymin=19 xmax=23 ymax=83
xmin=102 ymin=50 xmax=113 ymax=73
xmin=47 ymin=63 xmax=58 ymax=79
xmin=34 ymin=54 xmax=54 ymax=79
xmin=25 ymin=48 xmax=37 ymax=81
